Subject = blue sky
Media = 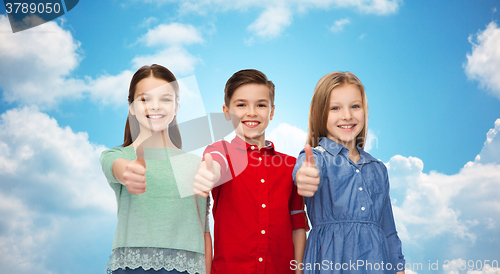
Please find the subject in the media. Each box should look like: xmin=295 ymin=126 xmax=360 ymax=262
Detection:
xmin=0 ymin=0 xmax=499 ymax=273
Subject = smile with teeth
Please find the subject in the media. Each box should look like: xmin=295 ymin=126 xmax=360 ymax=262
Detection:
xmin=338 ymin=124 xmax=355 ymax=129
xmin=147 ymin=114 xmax=165 ymax=119
xmin=243 ymin=121 xmax=260 ymax=127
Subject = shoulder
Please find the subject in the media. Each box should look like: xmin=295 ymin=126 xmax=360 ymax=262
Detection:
xmin=100 ymin=146 xmax=133 ymax=162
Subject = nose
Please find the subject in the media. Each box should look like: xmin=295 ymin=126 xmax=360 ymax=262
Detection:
xmin=148 ymin=99 xmax=161 ymax=110
xmin=341 ymin=108 xmax=352 ymax=120
xmin=246 ymin=106 xmax=257 ymax=117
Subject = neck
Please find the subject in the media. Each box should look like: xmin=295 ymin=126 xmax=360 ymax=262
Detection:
xmin=237 ymin=134 xmax=265 ymax=149
xmin=133 ymin=129 xmax=177 ymax=149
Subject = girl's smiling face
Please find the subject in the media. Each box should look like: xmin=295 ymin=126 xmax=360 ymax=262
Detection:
xmin=326 ymin=84 xmax=365 ymax=151
xmin=130 ymin=76 xmax=177 ymax=133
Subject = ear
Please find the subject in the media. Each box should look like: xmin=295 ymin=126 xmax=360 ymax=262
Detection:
xmin=129 ymin=103 xmax=135 ymax=116
xmin=223 ymin=104 xmax=230 ymax=121
xmin=270 ymin=105 xmax=275 ymax=121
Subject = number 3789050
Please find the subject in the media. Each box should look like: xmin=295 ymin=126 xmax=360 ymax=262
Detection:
xmin=6 ymin=2 xmax=62 ymax=14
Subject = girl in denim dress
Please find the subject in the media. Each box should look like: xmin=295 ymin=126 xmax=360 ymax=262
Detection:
xmin=293 ymin=72 xmax=405 ymax=274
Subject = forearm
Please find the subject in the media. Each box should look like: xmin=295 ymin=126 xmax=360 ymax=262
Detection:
xmin=112 ymin=158 xmax=131 ymax=185
xmin=293 ymin=228 xmax=306 ymax=274
xmin=204 ymin=232 xmax=212 ymax=274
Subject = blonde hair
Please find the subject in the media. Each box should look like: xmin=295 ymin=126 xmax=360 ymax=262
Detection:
xmin=307 ymin=71 xmax=369 ymax=148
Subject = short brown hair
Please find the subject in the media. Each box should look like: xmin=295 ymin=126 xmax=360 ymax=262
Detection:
xmin=224 ymin=69 xmax=275 ymax=106
xmin=307 ymin=71 xmax=369 ymax=149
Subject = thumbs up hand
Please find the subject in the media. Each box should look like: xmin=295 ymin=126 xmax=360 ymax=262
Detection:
xmin=296 ymin=144 xmax=320 ymax=197
xmin=123 ymin=143 xmax=147 ymax=195
xmin=194 ymin=153 xmax=222 ymax=198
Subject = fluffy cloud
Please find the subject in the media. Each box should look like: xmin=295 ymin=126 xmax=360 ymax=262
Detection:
xmin=0 ymin=106 xmax=115 ymax=273
xmin=267 ymin=123 xmax=307 ymax=156
xmin=465 ymin=21 xmax=500 ymax=99
xmin=386 ymin=119 xmax=500 ymax=248
xmin=330 ymin=18 xmax=350 ymax=32
xmin=139 ymin=0 xmax=402 ymax=39
xmin=247 ymin=5 xmax=293 ymax=39
xmin=0 ymin=15 xmax=84 ymax=107
xmin=0 ymin=16 xmax=203 ymax=108
xmin=474 ymin=119 xmax=500 ymax=165
xmin=140 ymin=22 xmax=204 ymax=47
xmin=132 ymin=46 xmax=201 ymax=76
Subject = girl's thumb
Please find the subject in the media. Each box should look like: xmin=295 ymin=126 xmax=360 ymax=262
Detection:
xmin=135 ymin=143 xmax=146 ymax=168
xmin=304 ymin=144 xmax=315 ymax=167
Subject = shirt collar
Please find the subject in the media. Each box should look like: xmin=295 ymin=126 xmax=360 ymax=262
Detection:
xmin=231 ymin=136 xmax=275 ymax=153
xmin=318 ymin=137 xmax=378 ymax=164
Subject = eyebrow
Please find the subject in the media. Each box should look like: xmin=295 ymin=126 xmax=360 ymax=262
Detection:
xmin=233 ymin=99 xmax=269 ymax=103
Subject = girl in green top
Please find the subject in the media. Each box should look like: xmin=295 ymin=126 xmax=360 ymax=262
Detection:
xmin=100 ymin=64 xmax=212 ymax=274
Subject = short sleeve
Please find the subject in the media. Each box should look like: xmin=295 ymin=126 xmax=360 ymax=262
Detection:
xmin=203 ymin=141 xmax=230 ymax=183
xmin=379 ymin=164 xmax=405 ymax=270
xmin=290 ymin=183 xmax=310 ymax=231
xmin=100 ymin=147 xmax=128 ymax=185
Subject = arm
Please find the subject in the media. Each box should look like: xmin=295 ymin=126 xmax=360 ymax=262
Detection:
xmin=204 ymin=232 xmax=212 ymax=274
xmin=293 ymin=228 xmax=306 ymax=274
xmin=379 ymin=164 xmax=405 ymax=272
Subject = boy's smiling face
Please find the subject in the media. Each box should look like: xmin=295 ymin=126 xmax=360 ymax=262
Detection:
xmin=223 ymin=83 xmax=275 ymax=148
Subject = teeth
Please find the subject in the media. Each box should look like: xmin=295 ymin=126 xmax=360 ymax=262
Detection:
xmin=339 ymin=125 xmax=355 ymax=129
xmin=148 ymin=115 xmax=164 ymax=119
xmin=245 ymin=122 xmax=259 ymax=126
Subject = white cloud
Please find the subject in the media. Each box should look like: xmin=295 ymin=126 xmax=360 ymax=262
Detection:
xmin=247 ymin=5 xmax=293 ymax=38
xmin=86 ymin=70 xmax=135 ymax=105
xmin=0 ymin=106 xmax=113 ymax=212
xmin=138 ymin=0 xmax=401 ymax=39
xmin=0 ymin=106 xmax=115 ymax=273
xmin=330 ymin=18 xmax=350 ymax=32
xmin=0 ymin=16 xmax=203 ymax=108
xmin=465 ymin=22 xmax=500 ymax=99
xmin=474 ymin=119 xmax=500 ymax=164
xmin=267 ymin=123 xmax=307 ymax=156
xmin=0 ymin=15 xmax=84 ymax=108
xmin=140 ymin=22 xmax=204 ymax=47
xmin=132 ymin=46 xmax=201 ymax=76
xmin=386 ymin=119 xmax=500 ymax=247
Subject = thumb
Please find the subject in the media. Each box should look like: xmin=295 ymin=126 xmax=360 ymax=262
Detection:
xmin=303 ymin=144 xmax=316 ymax=168
xmin=204 ymin=153 xmax=214 ymax=173
xmin=135 ymin=142 xmax=146 ymax=168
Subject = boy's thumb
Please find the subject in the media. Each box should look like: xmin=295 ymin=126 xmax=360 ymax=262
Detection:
xmin=304 ymin=144 xmax=315 ymax=167
xmin=205 ymin=153 xmax=214 ymax=173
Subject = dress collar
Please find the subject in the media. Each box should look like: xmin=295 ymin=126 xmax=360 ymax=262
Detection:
xmin=318 ymin=137 xmax=378 ymax=164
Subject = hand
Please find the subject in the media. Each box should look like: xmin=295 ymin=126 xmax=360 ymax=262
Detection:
xmin=123 ymin=143 xmax=147 ymax=195
xmin=193 ymin=153 xmax=221 ymax=198
xmin=296 ymin=144 xmax=320 ymax=197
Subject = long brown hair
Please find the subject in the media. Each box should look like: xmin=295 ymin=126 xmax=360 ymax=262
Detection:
xmin=307 ymin=71 xmax=369 ymax=149
xmin=122 ymin=64 xmax=182 ymax=148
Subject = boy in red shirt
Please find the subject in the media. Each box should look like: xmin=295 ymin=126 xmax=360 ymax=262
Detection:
xmin=194 ymin=69 xmax=308 ymax=274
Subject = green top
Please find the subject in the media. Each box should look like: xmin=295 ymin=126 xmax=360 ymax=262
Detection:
xmin=100 ymin=146 xmax=208 ymax=254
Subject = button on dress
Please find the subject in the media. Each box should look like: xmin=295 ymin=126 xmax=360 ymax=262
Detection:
xmin=293 ymin=138 xmax=405 ymax=273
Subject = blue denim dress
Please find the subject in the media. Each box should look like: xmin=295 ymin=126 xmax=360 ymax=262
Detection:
xmin=293 ymin=138 xmax=405 ymax=273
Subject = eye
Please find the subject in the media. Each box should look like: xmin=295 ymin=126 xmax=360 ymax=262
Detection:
xmin=237 ymin=103 xmax=245 ymax=107
xmin=162 ymin=98 xmax=172 ymax=102
xmin=352 ymin=104 xmax=360 ymax=109
xmin=258 ymin=103 xmax=267 ymax=107
xmin=141 ymin=97 xmax=149 ymax=102
xmin=330 ymin=106 xmax=339 ymax=111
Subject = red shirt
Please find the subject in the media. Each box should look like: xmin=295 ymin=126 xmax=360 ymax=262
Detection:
xmin=205 ymin=137 xmax=308 ymax=274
